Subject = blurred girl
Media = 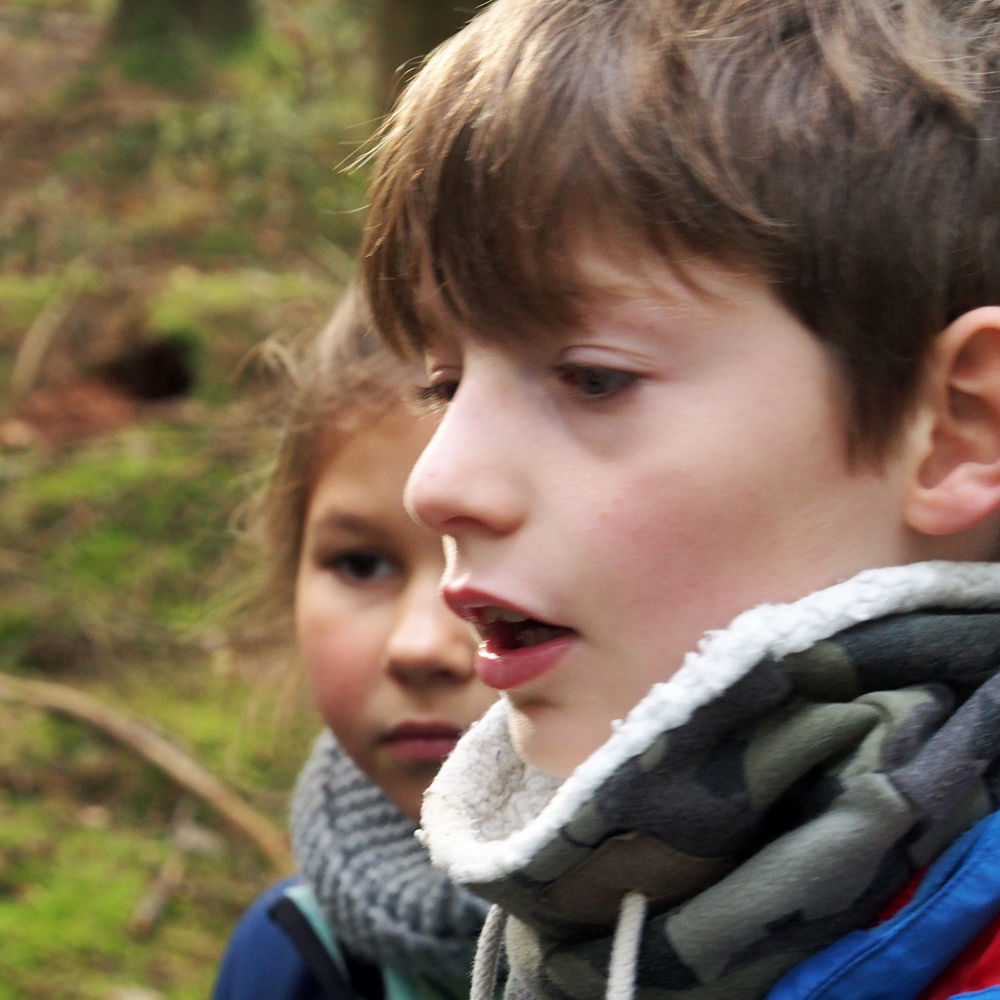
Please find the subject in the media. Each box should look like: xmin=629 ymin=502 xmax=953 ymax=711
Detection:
xmin=212 ymin=286 xmax=498 ymax=1000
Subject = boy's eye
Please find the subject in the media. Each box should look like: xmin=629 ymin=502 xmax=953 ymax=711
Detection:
xmin=328 ymin=550 xmax=398 ymax=584
xmin=557 ymin=365 xmax=638 ymax=399
xmin=414 ymin=379 xmax=459 ymax=411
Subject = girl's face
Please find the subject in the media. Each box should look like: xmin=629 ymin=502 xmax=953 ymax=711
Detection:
xmin=295 ymin=408 xmax=497 ymax=821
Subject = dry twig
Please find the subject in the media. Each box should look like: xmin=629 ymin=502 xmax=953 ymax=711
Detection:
xmin=131 ymin=797 xmax=196 ymax=937
xmin=0 ymin=671 xmax=294 ymax=874
xmin=10 ymin=289 xmax=77 ymax=398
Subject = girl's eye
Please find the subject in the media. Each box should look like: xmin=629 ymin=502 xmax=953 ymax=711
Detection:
xmin=328 ymin=550 xmax=398 ymax=584
xmin=557 ymin=365 xmax=638 ymax=399
xmin=414 ymin=379 xmax=459 ymax=411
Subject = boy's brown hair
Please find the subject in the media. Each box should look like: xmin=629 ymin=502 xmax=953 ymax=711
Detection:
xmin=361 ymin=0 xmax=1000 ymax=459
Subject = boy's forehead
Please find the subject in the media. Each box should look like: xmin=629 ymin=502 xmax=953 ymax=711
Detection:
xmin=414 ymin=237 xmax=769 ymax=354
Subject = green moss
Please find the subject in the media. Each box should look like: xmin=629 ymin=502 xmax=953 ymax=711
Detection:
xmin=0 ymin=0 xmax=376 ymax=991
xmin=195 ymin=222 xmax=260 ymax=259
xmin=54 ymin=124 xmax=158 ymax=189
xmin=0 ymin=701 xmax=281 ymax=996
xmin=0 ymin=275 xmax=60 ymax=337
xmin=7 ymin=0 xmax=114 ymax=11
xmin=0 ymin=800 xmax=258 ymax=998
xmin=148 ymin=266 xmax=327 ymax=334
xmin=0 ymin=425 xmax=246 ymax=662
xmin=0 ymin=266 xmax=108 ymax=341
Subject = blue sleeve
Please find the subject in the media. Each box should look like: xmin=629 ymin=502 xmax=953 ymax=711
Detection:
xmin=767 ymin=811 xmax=1000 ymax=1000
xmin=212 ymin=879 xmax=324 ymax=1000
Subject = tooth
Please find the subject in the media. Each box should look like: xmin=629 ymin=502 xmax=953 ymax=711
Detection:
xmin=497 ymin=609 xmax=528 ymax=623
xmin=481 ymin=607 xmax=528 ymax=625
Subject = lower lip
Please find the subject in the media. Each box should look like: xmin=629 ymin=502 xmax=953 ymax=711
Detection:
xmin=476 ymin=633 xmax=575 ymax=690
xmin=384 ymin=737 xmax=459 ymax=764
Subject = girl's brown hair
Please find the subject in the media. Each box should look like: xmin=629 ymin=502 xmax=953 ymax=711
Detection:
xmin=250 ymin=284 xmax=416 ymax=632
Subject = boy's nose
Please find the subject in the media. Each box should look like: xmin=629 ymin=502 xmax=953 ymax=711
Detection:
xmin=385 ymin=572 xmax=477 ymax=686
xmin=406 ymin=373 xmax=527 ymax=539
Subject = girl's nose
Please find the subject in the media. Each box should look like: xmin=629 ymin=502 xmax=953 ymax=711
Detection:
xmin=385 ymin=570 xmax=477 ymax=686
xmin=405 ymin=365 xmax=527 ymax=539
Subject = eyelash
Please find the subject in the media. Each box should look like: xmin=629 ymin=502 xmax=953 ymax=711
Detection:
xmin=413 ymin=364 xmax=638 ymax=410
xmin=414 ymin=380 xmax=458 ymax=412
xmin=554 ymin=364 xmax=639 ymax=400
xmin=325 ymin=549 xmax=399 ymax=585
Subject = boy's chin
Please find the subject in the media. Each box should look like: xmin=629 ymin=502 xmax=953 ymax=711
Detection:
xmin=506 ymin=703 xmax=609 ymax=778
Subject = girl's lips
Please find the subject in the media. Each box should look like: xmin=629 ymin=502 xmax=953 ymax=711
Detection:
xmin=476 ymin=632 xmax=576 ymax=690
xmin=381 ymin=721 xmax=463 ymax=764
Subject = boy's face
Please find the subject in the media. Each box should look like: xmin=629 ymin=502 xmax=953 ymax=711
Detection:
xmin=407 ymin=248 xmax=925 ymax=777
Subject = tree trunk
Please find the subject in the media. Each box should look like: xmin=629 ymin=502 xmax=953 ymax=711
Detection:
xmin=375 ymin=0 xmax=474 ymax=109
xmin=111 ymin=0 xmax=255 ymax=48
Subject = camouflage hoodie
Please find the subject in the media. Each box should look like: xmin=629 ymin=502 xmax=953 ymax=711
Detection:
xmin=420 ymin=562 xmax=1000 ymax=1000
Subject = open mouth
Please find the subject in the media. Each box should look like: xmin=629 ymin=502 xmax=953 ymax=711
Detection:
xmin=474 ymin=607 xmax=574 ymax=650
xmin=447 ymin=593 xmax=578 ymax=689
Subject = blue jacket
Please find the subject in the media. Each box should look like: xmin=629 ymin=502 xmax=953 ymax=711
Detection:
xmin=212 ymin=879 xmax=377 ymax=1000
xmin=213 ymin=879 xmax=468 ymax=1000
xmin=217 ymin=813 xmax=1000 ymax=1000
xmin=768 ymin=810 xmax=1000 ymax=1000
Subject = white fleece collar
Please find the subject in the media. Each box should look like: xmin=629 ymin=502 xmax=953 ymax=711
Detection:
xmin=421 ymin=561 xmax=1000 ymax=885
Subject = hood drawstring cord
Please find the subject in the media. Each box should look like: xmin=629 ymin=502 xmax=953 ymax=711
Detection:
xmin=607 ymin=891 xmax=648 ymax=1000
xmin=471 ymin=904 xmax=508 ymax=1000
xmin=469 ymin=891 xmax=647 ymax=1000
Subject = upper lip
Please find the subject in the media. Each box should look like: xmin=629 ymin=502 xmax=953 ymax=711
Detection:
xmin=444 ymin=588 xmax=535 ymax=626
xmin=443 ymin=587 xmax=570 ymax=631
xmin=380 ymin=720 xmax=463 ymax=743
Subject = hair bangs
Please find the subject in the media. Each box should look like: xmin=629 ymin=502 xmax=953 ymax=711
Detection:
xmin=361 ymin=0 xmax=755 ymax=357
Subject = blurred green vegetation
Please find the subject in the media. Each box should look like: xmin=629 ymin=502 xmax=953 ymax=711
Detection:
xmin=1 ymin=423 xmax=244 ymax=655
xmin=0 ymin=0 xmax=375 ymax=994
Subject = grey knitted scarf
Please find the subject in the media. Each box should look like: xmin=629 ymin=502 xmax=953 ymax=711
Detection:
xmin=290 ymin=729 xmax=490 ymax=987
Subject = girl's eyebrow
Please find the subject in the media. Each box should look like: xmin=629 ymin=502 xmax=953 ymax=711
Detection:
xmin=309 ymin=512 xmax=388 ymax=539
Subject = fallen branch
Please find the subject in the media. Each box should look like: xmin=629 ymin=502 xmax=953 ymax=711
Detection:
xmin=131 ymin=797 xmax=195 ymax=937
xmin=0 ymin=672 xmax=294 ymax=874
xmin=131 ymin=844 xmax=186 ymax=938
xmin=10 ymin=288 xmax=77 ymax=399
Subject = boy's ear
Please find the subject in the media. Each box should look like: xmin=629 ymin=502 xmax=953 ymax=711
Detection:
xmin=903 ymin=306 xmax=1000 ymax=544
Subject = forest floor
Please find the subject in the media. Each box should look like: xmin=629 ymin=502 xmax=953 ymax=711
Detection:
xmin=0 ymin=1 xmax=377 ymax=996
